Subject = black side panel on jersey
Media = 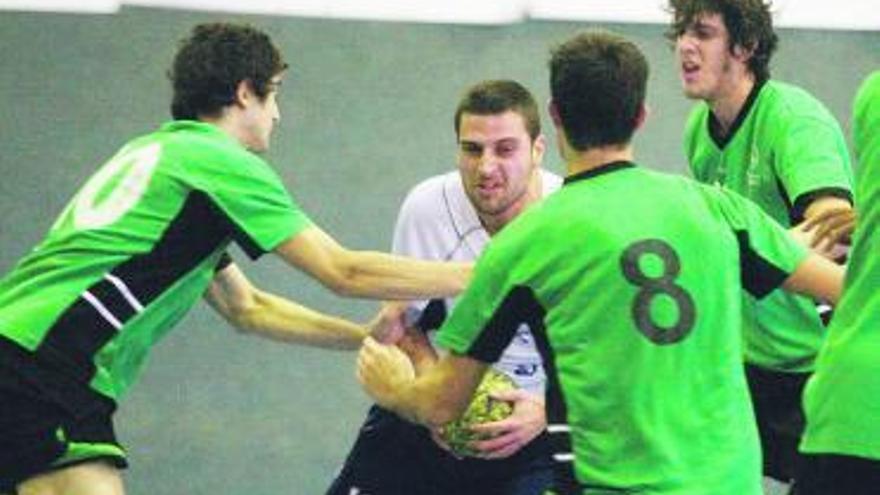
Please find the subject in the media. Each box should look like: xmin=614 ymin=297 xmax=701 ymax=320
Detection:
xmin=466 ymin=285 xmax=542 ymax=364
xmin=416 ymin=298 xmax=447 ymax=332
xmin=34 ymin=191 xmax=235 ymax=408
xmin=524 ymin=290 xmax=582 ymax=494
xmin=735 ymin=230 xmax=790 ymax=299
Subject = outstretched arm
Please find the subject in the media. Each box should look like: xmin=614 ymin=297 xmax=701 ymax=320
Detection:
xmin=206 ymin=261 xmax=368 ymax=350
xmin=274 ymin=226 xmax=471 ymax=300
xmin=782 ymin=252 xmax=844 ymax=305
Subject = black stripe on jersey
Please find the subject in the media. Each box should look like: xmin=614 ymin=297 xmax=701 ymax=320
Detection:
xmin=563 ymin=161 xmax=635 ymax=187
xmin=36 ymin=191 xmax=236 ymax=399
xmin=708 ymin=78 xmax=765 ymax=150
xmin=415 ymin=298 xmax=447 ymax=332
xmin=110 ymin=191 xmax=235 ymax=302
xmin=735 ymin=230 xmax=790 ymax=299
xmin=88 ymin=278 xmax=138 ymax=324
xmin=466 ymin=285 xmax=543 ymax=364
xmin=37 ymin=297 xmax=122 ymax=383
xmin=525 ymin=289 xmax=582 ymax=494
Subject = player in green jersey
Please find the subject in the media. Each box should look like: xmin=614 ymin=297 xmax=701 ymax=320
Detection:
xmin=0 ymin=23 xmax=469 ymax=495
xmin=667 ymin=0 xmax=855 ymax=488
xmin=797 ymin=71 xmax=880 ymax=495
xmin=356 ymin=31 xmax=844 ymax=495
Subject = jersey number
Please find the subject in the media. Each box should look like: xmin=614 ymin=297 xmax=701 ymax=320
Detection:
xmin=620 ymin=239 xmax=695 ymax=345
xmin=73 ymin=143 xmax=162 ymax=230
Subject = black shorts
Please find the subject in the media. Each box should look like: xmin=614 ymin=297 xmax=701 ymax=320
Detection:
xmin=745 ymin=363 xmax=810 ymax=483
xmin=795 ymin=453 xmax=880 ymax=495
xmin=0 ymin=354 xmax=127 ymax=492
xmin=326 ymin=406 xmax=554 ymax=495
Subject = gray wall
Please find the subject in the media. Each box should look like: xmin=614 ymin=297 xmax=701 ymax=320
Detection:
xmin=1 ymin=7 xmax=877 ymax=494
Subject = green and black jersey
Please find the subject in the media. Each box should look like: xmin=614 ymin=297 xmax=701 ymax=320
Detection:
xmin=684 ymin=79 xmax=853 ymax=372
xmin=436 ymin=162 xmax=808 ymax=494
xmin=802 ymin=71 xmax=880 ymax=460
xmin=0 ymin=121 xmax=311 ymax=409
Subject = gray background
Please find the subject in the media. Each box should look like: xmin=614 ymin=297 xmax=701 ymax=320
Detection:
xmin=0 ymin=6 xmax=877 ymax=494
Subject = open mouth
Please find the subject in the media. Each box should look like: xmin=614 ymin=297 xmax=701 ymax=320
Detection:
xmin=681 ymin=61 xmax=700 ymax=82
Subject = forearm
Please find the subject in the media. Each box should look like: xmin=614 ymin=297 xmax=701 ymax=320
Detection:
xmin=782 ymin=252 xmax=844 ymax=305
xmin=275 ymin=228 xmax=471 ymax=300
xmin=236 ymin=290 xmax=367 ymax=350
xmin=386 ymin=365 xmax=473 ymax=427
xmin=336 ymin=250 xmax=471 ymax=300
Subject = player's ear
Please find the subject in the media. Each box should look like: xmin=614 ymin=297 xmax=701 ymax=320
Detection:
xmin=634 ymin=103 xmax=649 ymax=130
xmin=731 ymin=41 xmax=756 ymax=64
xmin=532 ymin=134 xmax=547 ymax=164
xmin=547 ymin=99 xmax=562 ymax=128
xmin=233 ymin=79 xmax=256 ymax=108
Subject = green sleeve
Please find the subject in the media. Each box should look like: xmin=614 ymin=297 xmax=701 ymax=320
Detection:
xmin=191 ymin=150 xmax=312 ymax=257
xmin=773 ymin=114 xmax=853 ymax=208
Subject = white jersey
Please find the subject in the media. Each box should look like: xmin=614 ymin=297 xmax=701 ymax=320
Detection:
xmin=392 ymin=169 xmax=562 ymax=394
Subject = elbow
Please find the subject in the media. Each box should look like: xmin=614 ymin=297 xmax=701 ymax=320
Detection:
xmin=321 ymin=257 xmax=367 ymax=298
xmin=223 ymin=293 xmax=264 ymax=334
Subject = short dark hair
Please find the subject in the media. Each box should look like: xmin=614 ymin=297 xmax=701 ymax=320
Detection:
xmin=169 ymin=23 xmax=288 ymax=120
xmin=549 ymin=31 xmax=648 ymax=151
xmin=666 ymin=0 xmax=778 ymax=82
xmin=454 ymin=80 xmax=541 ymax=141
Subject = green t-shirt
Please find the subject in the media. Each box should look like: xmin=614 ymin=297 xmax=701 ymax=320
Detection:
xmin=436 ymin=162 xmax=808 ymax=495
xmin=0 ymin=121 xmax=311 ymax=405
xmin=684 ymin=79 xmax=853 ymax=371
xmin=801 ymin=71 xmax=880 ymax=460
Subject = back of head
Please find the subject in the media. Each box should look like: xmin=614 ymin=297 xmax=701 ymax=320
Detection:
xmin=454 ymin=80 xmax=541 ymax=141
xmin=666 ymin=0 xmax=777 ymax=82
xmin=169 ymin=22 xmax=287 ymax=120
xmin=549 ymin=31 xmax=648 ymax=151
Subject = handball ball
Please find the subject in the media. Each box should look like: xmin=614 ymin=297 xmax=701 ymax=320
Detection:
xmin=440 ymin=369 xmax=516 ymax=457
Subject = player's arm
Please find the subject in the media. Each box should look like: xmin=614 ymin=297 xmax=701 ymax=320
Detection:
xmin=782 ymin=252 xmax=844 ymax=305
xmin=205 ymin=261 xmax=368 ymax=350
xmin=274 ymin=226 xmax=471 ymax=300
xmin=357 ymin=336 xmax=487 ymax=428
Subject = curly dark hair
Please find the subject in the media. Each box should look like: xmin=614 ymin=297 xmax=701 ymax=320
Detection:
xmin=666 ymin=0 xmax=778 ymax=82
xmin=453 ymin=80 xmax=541 ymax=141
xmin=549 ymin=31 xmax=648 ymax=151
xmin=169 ymin=23 xmax=288 ymax=120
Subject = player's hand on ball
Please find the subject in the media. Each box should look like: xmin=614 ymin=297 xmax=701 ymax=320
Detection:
xmin=357 ymin=336 xmax=415 ymax=407
xmin=438 ymin=369 xmax=517 ymax=457
xmin=468 ymin=388 xmax=546 ymax=459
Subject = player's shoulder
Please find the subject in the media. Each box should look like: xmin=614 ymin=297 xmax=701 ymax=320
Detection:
xmin=405 ymin=171 xmax=457 ymax=199
xmin=398 ymin=170 xmax=463 ymax=220
xmin=157 ymin=121 xmax=261 ymax=162
xmin=758 ymin=80 xmax=834 ymax=120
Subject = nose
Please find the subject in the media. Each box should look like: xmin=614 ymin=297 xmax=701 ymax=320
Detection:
xmin=477 ymin=152 xmax=498 ymax=176
xmin=676 ymin=33 xmax=696 ymax=55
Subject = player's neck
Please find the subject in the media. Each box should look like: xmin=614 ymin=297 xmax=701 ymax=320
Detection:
xmin=565 ymin=144 xmax=634 ymax=177
xmin=708 ymin=73 xmax=755 ymax=135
